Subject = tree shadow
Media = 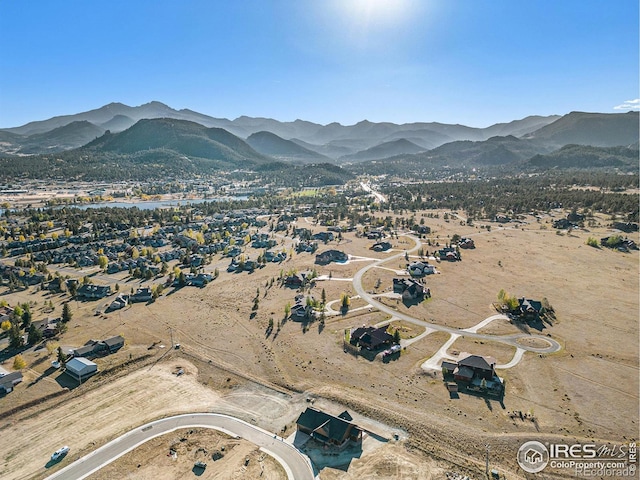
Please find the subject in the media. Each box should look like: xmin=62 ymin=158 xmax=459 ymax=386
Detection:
xmin=0 ymin=344 xmax=29 ymax=363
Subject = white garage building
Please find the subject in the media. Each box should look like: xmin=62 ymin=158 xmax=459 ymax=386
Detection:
xmin=65 ymin=357 xmax=98 ymax=383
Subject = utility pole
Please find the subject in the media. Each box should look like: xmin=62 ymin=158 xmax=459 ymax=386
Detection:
xmin=485 ymin=444 xmax=490 ymax=477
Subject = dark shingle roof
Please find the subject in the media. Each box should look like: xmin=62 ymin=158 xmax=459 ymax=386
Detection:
xmin=458 ymin=353 xmax=496 ymax=371
xmin=296 ymin=407 xmax=361 ymax=443
xmin=103 ymin=335 xmax=124 ymax=347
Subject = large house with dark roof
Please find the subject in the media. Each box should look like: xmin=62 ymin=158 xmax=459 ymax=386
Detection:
xmin=393 ymin=278 xmax=426 ymax=301
xmin=456 ymin=353 xmax=497 ymax=381
xmin=441 ymin=352 xmax=504 ymax=397
xmin=350 ymin=326 xmax=394 ymax=351
xmin=296 ymin=407 xmax=362 ymax=449
xmin=77 ymin=284 xmax=112 ymax=300
xmin=517 ymin=298 xmax=544 ymax=319
xmin=315 ymin=249 xmax=348 ymax=265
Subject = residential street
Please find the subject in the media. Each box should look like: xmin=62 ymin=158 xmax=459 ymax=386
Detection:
xmin=44 ymin=413 xmax=315 ymax=480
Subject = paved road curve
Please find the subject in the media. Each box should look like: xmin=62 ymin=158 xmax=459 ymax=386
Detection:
xmin=45 ymin=413 xmax=315 ymax=480
xmin=351 ymin=234 xmax=561 ymax=354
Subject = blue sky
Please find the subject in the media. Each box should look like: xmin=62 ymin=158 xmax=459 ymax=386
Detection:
xmin=0 ymin=0 xmax=638 ymax=128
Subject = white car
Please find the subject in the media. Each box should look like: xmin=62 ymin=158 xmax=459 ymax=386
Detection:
xmin=51 ymin=446 xmax=70 ymax=461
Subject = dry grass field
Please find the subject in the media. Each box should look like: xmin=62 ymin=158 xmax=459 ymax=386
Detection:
xmin=0 ymin=209 xmax=637 ymax=479
xmin=91 ymin=428 xmax=287 ymax=480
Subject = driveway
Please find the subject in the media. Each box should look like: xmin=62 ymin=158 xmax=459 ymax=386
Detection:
xmin=351 ymin=234 xmax=561 ymax=355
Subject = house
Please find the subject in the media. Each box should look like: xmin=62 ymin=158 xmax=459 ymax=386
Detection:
xmin=408 ymin=261 xmax=435 ymax=277
xmin=612 ymin=222 xmax=639 ymax=233
xmin=109 ymin=295 xmax=128 ymax=311
xmin=190 ymin=273 xmax=212 ymax=287
xmin=0 ymin=371 xmax=23 ymax=394
xmin=350 ymin=326 xmax=394 ymax=351
xmin=392 ymin=278 xmax=425 ymax=301
xmin=296 ymin=241 xmax=318 ymax=253
xmin=100 ymin=335 xmax=125 ymax=353
xmin=77 ymin=284 xmax=112 ymax=300
xmin=290 ymin=294 xmax=316 ymax=320
xmin=371 ymin=241 xmax=392 ymax=252
xmin=290 ymin=302 xmax=310 ymax=320
xmin=265 ymin=250 xmax=287 ymax=262
xmin=32 ymin=318 xmax=60 ymax=338
xmin=315 ymin=249 xmax=348 ymax=265
xmin=312 ymin=231 xmax=334 ymax=243
xmin=412 ymin=225 xmax=431 ymax=234
xmin=456 ymin=353 xmax=497 ymax=381
xmin=518 ymin=298 xmax=544 ymax=318
xmin=443 ymin=352 xmax=504 ymax=397
xmin=295 ymin=407 xmax=362 ymax=449
xmin=284 ymin=273 xmax=305 ymax=287
xmin=437 ymin=247 xmax=460 ymax=261
xmin=366 ymin=230 xmax=383 ymax=240
xmin=0 ymin=305 xmax=14 ymax=323
xmin=130 ymin=287 xmax=153 ymax=303
xmin=65 ymin=357 xmax=98 ymax=383
xmin=458 ymin=237 xmax=475 ymax=249
xmin=294 ymin=227 xmax=311 ymax=239
xmin=553 ymin=218 xmax=574 ymax=229
xmin=73 ymin=340 xmax=100 ymax=358
xmin=600 ymin=236 xmax=638 ymax=251
xmin=495 ymin=214 xmax=511 ymax=223
xmin=567 ymin=211 xmax=585 ymax=223
xmin=46 ymin=277 xmax=65 ymax=292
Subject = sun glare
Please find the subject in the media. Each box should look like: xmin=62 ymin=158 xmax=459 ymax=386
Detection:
xmin=343 ymin=0 xmax=414 ymax=27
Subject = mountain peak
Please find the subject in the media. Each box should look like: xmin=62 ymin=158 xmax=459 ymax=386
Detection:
xmin=142 ymin=100 xmax=171 ymax=108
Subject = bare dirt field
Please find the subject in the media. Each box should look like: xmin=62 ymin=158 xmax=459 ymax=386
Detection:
xmin=91 ymin=428 xmax=287 ymax=480
xmin=1 ymin=210 xmax=638 ymax=479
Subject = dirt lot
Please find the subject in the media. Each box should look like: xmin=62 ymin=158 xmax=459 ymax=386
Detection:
xmin=0 ymin=210 xmax=638 ymax=479
xmin=91 ymin=428 xmax=287 ymax=480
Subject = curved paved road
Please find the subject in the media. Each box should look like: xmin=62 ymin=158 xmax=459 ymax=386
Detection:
xmin=351 ymin=234 xmax=561 ymax=355
xmin=45 ymin=413 xmax=315 ymax=480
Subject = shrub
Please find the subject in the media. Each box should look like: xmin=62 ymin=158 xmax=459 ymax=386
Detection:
xmin=586 ymin=237 xmax=599 ymax=248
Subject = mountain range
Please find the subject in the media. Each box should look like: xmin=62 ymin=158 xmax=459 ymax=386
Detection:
xmin=0 ymin=102 xmax=637 ymax=181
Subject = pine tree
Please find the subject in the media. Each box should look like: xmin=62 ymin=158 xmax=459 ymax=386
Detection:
xmin=62 ymin=303 xmax=73 ymax=323
xmin=57 ymin=346 xmax=67 ymax=366
xmin=27 ymin=324 xmax=42 ymax=345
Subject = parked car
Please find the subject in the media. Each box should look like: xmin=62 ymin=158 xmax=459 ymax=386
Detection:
xmin=51 ymin=446 xmax=70 ymax=461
